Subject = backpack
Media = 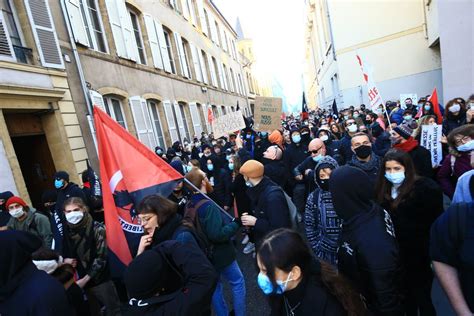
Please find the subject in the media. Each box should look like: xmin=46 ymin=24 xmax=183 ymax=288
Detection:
xmin=182 ymin=199 xmax=215 ymax=261
xmin=267 ymin=186 xmax=298 ymax=230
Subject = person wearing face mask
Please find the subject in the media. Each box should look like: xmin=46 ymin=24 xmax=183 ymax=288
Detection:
xmin=315 ymin=128 xmax=344 ymax=165
xmin=199 ymin=144 xmax=215 ymax=167
xmin=348 ymin=133 xmax=381 ymax=188
xmin=294 ymin=139 xmax=327 ymax=194
xmin=391 ymin=124 xmax=434 ymax=178
xmin=299 ymin=126 xmax=311 ymax=148
xmin=340 ymin=118 xmax=360 ymax=163
xmin=168 ymin=162 xmax=189 ymax=216
xmin=442 ymin=99 xmax=467 ymax=136
xmin=0 ymin=191 xmax=13 ymax=227
xmin=329 ymin=166 xmax=403 ymax=315
xmin=5 ymin=196 xmax=53 ymax=249
xmin=376 ymin=149 xmax=443 ymax=316
xmin=421 ymin=100 xmax=442 ymax=123
xmin=62 ymin=197 xmax=121 ymax=315
xmin=254 ymin=131 xmax=272 ymax=161
xmin=256 ymin=228 xmax=365 ymax=316
xmin=54 ymin=171 xmax=87 ymax=212
xmin=262 ymin=145 xmax=287 ymax=187
xmin=154 ymin=146 xmax=164 ymax=157
xmin=203 ymin=157 xmax=232 ymax=210
xmin=465 ymin=94 xmax=474 ymax=124
xmin=240 ymin=160 xmax=291 ymax=247
xmin=283 ymin=130 xmax=292 ymax=148
xmin=304 ymin=157 xmax=341 ymax=265
xmin=437 ymin=125 xmax=474 ymax=198
xmin=413 ymin=115 xmax=438 ymax=142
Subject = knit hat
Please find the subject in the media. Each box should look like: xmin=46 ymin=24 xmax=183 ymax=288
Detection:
xmin=393 ymin=124 xmax=413 ymax=140
xmin=54 ymin=171 xmax=69 ymax=182
xmin=268 ymin=130 xmax=283 ymax=148
xmin=314 ymin=156 xmax=339 ymax=185
xmin=0 ymin=191 xmax=14 ymax=202
xmin=240 ymin=160 xmax=264 ymax=178
xmin=6 ymin=196 xmax=27 ymax=209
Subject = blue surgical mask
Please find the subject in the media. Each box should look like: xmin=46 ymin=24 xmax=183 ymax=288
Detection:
xmin=207 ymin=164 xmax=214 ymax=171
xmin=403 ymin=115 xmax=412 ymax=121
xmin=246 ymin=134 xmax=252 ymax=139
xmin=185 ymin=165 xmax=193 ymax=173
xmin=424 ymin=105 xmax=431 ymax=111
xmin=257 ymin=272 xmax=292 ymax=295
xmin=353 ymin=113 xmax=359 ymax=118
xmin=226 ymin=155 xmax=231 ymax=161
xmin=54 ymin=179 xmax=63 ymax=189
xmin=261 ymin=132 xmax=268 ymax=138
xmin=312 ymin=155 xmax=323 ymax=162
xmin=457 ymin=140 xmax=474 ymax=152
xmin=292 ymin=135 xmax=301 ymax=143
xmin=385 ymin=172 xmax=405 ymax=185
xmin=228 ymin=163 xmax=234 ymax=171
xmin=156 ymin=149 xmax=163 ymax=155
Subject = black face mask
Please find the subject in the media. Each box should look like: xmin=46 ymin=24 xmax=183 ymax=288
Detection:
xmin=354 ymin=145 xmax=372 ymax=159
xmin=319 ymin=179 xmax=330 ymax=191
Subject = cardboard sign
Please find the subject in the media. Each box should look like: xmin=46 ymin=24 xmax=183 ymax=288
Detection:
xmin=253 ymin=97 xmax=282 ymax=131
xmin=400 ymin=93 xmax=418 ymax=108
xmin=211 ymin=110 xmax=246 ymax=138
xmin=420 ymin=125 xmax=443 ymax=167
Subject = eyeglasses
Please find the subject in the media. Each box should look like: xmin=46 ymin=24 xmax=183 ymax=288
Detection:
xmin=310 ymin=147 xmax=323 ymax=154
xmin=138 ymin=215 xmax=155 ymax=225
xmin=346 ymin=122 xmax=356 ymax=126
xmin=454 ymin=135 xmax=471 ymax=146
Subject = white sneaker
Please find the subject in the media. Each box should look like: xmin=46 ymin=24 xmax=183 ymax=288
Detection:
xmin=241 ymin=235 xmax=249 ymax=245
xmin=243 ymin=242 xmax=255 ymax=254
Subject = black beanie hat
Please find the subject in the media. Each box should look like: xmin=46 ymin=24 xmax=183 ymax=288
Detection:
xmin=393 ymin=124 xmax=413 ymax=140
xmin=54 ymin=171 xmax=69 ymax=182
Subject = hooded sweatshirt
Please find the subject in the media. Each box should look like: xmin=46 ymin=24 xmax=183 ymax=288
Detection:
xmin=0 ymin=230 xmax=71 ymax=315
xmin=329 ymin=166 xmax=403 ymax=315
xmin=0 ymin=191 xmax=13 ymax=226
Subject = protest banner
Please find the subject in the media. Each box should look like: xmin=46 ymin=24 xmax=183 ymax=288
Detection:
xmin=356 ymin=55 xmax=383 ymax=111
xmin=400 ymin=93 xmax=418 ymax=107
xmin=211 ymin=110 xmax=246 ymax=138
xmin=420 ymin=124 xmax=443 ymax=167
xmin=253 ymin=97 xmax=283 ymax=131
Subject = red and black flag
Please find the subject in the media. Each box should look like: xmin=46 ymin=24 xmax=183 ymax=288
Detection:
xmin=301 ymin=92 xmax=309 ymax=120
xmin=94 ymin=107 xmax=182 ymax=275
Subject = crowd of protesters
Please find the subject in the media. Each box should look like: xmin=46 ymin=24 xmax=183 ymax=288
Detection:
xmin=1 ymin=93 xmax=473 ymax=316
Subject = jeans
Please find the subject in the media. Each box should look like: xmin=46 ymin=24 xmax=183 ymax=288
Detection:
xmin=292 ymin=183 xmax=306 ymax=214
xmin=86 ymin=280 xmax=121 ymax=316
xmin=211 ymin=260 xmax=246 ymax=316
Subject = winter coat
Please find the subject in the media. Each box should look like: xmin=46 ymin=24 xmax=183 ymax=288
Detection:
xmin=347 ymin=153 xmax=381 ymax=189
xmin=452 ymin=169 xmax=474 ymax=203
xmin=7 ymin=209 xmax=53 ymax=249
xmin=0 ymin=231 xmax=71 ymax=315
xmin=373 ymin=132 xmax=392 ymax=157
xmin=339 ymin=134 xmax=354 ymax=164
xmin=206 ymin=168 xmax=232 ymax=208
xmin=190 ymin=194 xmax=239 ymax=271
xmin=56 ymin=182 xmax=87 ymax=211
xmin=147 ymin=213 xmax=199 ymax=250
xmin=390 ymin=108 xmax=404 ymax=125
xmin=394 ymin=139 xmax=434 ymax=178
xmin=382 ymin=177 xmax=443 ymax=285
xmin=325 ymin=139 xmax=344 ymax=165
xmin=269 ymin=276 xmax=345 ymax=316
xmin=230 ymin=173 xmax=251 ymax=216
xmin=246 ymin=177 xmax=291 ymax=245
xmin=442 ymin=112 xmax=466 ymax=136
xmin=284 ymin=143 xmax=308 ymax=185
xmin=263 ymin=158 xmax=288 ymax=188
xmin=254 ymin=138 xmax=271 ymax=161
xmin=125 ymin=241 xmax=218 ymax=316
xmin=437 ymin=152 xmax=473 ymax=198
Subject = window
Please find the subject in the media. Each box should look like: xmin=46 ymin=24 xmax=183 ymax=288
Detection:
xmin=222 ymin=64 xmax=230 ymax=90
xmin=204 ymin=9 xmax=211 ymax=38
xmin=129 ymin=11 xmax=146 ymax=64
xmin=237 ymin=73 xmax=245 ymax=95
xmin=214 ymin=21 xmax=221 ymax=46
xmin=163 ymin=28 xmax=176 ymax=74
xmin=0 ymin=0 xmax=25 ymax=62
xmin=181 ymin=38 xmax=192 ymax=79
xmin=1 ymin=0 xmax=21 ymax=47
xmin=230 ymin=68 xmax=236 ymax=92
xmin=82 ymin=0 xmax=106 ymax=52
xmin=103 ymin=96 xmax=126 ymax=129
xmin=223 ymin=31 xmax=229 ymax=51
xmin=179 ymin=103 xmax=191 ymax=141
xmin=200 ymin=50 xmax=210 ymax=82
xmin=147 ymin=100 xmax=166 ymax=148
xmin=212 ymin=57 xmax=221 ymax=88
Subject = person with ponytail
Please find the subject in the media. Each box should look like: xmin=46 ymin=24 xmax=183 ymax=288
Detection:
xmin=256 ymin=228 xmax=366 ymax=316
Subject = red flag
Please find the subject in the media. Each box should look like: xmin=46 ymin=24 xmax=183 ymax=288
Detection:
xmin=94 ymin=107 xmax=182 ymax=268
xmin=301 ymin=92 xmax=309 ymax=120
xmin=415 ymin=88 xmax=442 ymax=124
xmin=207 ymin=107 xmax=214 ymax=124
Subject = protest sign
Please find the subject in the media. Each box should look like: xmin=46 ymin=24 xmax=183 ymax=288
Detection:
xmin=356 ymin=55 xmax=383 ymax=111
xmin=420 ymin=125 xmax=442 ymax=167
xmin=253 ymin=97 xmax=283 ymax=131
xmin=400 ymin=94 xmax=418 ymax=108
xmin=211 ymin=110 xmax=246 ymax=138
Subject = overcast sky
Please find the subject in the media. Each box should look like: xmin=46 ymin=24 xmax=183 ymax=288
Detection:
xmin=213 ymin=0 xmax=306 ymax=112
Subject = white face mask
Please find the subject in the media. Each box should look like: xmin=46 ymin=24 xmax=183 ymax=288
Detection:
xmin=66 ymin=211 xmax=84 ymax=224
xmin=319 ymin=135 xmax=329 ymax=142
xmin=347 ymin=124 xmax=358 ymax=133
xmin=9 ymin=207 xmax=24 ymax=219
xmin=449 ymin=103 xmax=461 ymax=113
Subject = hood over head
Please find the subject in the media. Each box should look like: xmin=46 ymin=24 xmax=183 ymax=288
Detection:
xmin=314 ymin=156 xmax=339 ymax=186
xmin=328 ymin=166 xmax=373 ymax=221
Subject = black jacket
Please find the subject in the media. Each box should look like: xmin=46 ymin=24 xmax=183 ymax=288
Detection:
xmin=325 ymin=139 xmax=344 ymax=166
xmin=125 ymin=241 xmax=217 ymax=316
xmin=284 ymin=143 xmax=308 ymax=185
xmin=207 ymin=168 xmax=232 ymax=208
xmin=229 ymin=174 xmax=251 ymax=216
xmin=254 ymin=138 xmax=271 ymax=161
xmin=56 ymin=182 xmax=87 ymax=211
xmin=246 ymin=177 xmax=291 ymax=245
xmin=442 ymin=112 xmax=466 ymax=136
xmin=263 ymin=158 xmax=288 ymax=188
xmin=408 ymin=146 xmax=434 ymax=179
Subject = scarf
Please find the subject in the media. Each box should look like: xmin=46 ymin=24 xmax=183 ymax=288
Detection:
xmin=394 ymin=137 xmax=419 ymax=153
xmin=66 ymin=212 xmax=94 ymax=275
xmin=150 ymin=214 xmax=183 ymax=247
xmin=349 ymin=153 xmax=380 ymax=173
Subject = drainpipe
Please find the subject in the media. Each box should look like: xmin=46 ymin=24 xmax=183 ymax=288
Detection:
xmin=59 ymin=0 xmax=95 ymax=148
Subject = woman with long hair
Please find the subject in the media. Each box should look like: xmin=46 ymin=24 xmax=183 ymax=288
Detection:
xmin=375 ymin=149 xmax=443 ymax=316
xmin=413 ymin=115 xmax=437 ymax=142
xmin=443 ymin=99 xmax=467 ymax=136
xmin=256 ymin=228 xmax=366 ymax=316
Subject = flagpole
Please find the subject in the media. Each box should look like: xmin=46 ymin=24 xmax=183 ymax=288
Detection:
xmin=184 ymin=178 xmax=234 ymax=220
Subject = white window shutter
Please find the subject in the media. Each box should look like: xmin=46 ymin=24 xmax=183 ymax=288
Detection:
xmin=216 ymin=62 xmax=224 ymax=89
xmin=187 ymin=0 xmax=197 ymax=25
xmin=181 ymin=0 xmax=190 ymax=20
xmin=196 ymin=0 xmax=207 ymax=35
xmin=173 ymin=101 xmax=187 ymax=142
xmin=154 ymin=21 xmax=172 ymax=73
xmin=65 ymin=0 xmax=90 ymax=47
xmin=220 ymin=27 xmax=227 ymax=51
xmin=163 ymin=100 xmax=179 ymax=143
xmin=105 ymin=0 xmax=126 ymax=58
xmin=189 ymin=43 xmax=202 ymax=82
xmin=89 ymin=90 xmax=106 ymax=112
xmin=24 ymin=0 xmax=64 ymax=68
xmin=222 ymin=64 xmax=229 ymax=90
xmin=0 ymin=12 xmax=16 ymax=62
xmin=144 ymin=14 xmax=163 ymax=69
xmin=207 ymin=54 xmax=217 ymax=87
xmin=119 ymin=3 xmax=138 ymax=61
xmin=189 ymin=102 xmax=202 ymax=136
xmin=129 ymin=96 xmax=157 ymax=149
xmin=198 ymin=50 xmax=208 ymax=84
xmin=173 ymin=32 xmax=189 ymax=78
xmin=209 ymin=14 xmax=217 ymax=44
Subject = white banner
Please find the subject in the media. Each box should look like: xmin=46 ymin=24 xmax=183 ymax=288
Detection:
xmin=420 ymin=125 xmax=443 ymax=167
xmin=211 ymin=110 xmax=246 ymax=138
xmin=356 ymin=54 xmax=383 ymax=111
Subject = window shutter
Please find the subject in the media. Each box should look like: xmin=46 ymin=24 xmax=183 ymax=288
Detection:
xmin=220 ymin=27 xmax=227 ymax=51
xmin=119 ymin=3 xmax=138 ymax=61
xmin=89 ymin=90 xmax=106 ymax=112
xmin=163 ymin=100 xmax=179 ymax=143
xmin=0 ymin=12 xmax=16 ymax=62
xmin=144 ymin=14 xmax=163 ymax=69
xmin=222 ymin=64 xmax=229 ymax=90
xmin=129 ymin=96 xmax=157 ymax=149
xmin=187 ymin=0 xmax=197 ymax=25
xmin=173 ymin=101 xmax=187 ymax=142
xmin=105 ymin=0 xmax=137 ymax=61
xmin=173 ymin=32 xmax=189 ymax=78
xmin=154 ymin=21 xmax=172 ymax=73
xmin=181 ymin=0 xmax=190 ymax=20
xmin=189 ymin=43 xmax=202 ymax=82
xmin=24 ymin=0 xmax=63 ymax=68
xmin=196 ymin=0 xmax=207 ymax=35
xmin=208 ymin=14 xmax=217 ymax=44
xmin=216 ymin=62 xmax=224 ymax=89
xmin=105 ymin=0 xmax=126 ymax=57
xmin=198 ymin=50 xmax=208 ymax=84
xmin=207 ymin=54 xmax=217 ymax=87
xmin=189 ymin=102 xmax=202 ymax=136
xmin=65 ymin=0 xmax=90 ymax=47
